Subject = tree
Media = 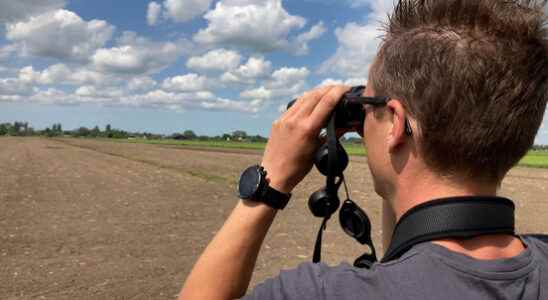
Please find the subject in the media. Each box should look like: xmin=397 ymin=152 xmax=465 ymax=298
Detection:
xmin=183 ymin=130 xmax=197 ymax=140
xmin=171 ymin=133 xmax=185 ymax=140
xmin=0 ymin=123 xmax=8 ymax=136
xmin=51 ymin=123 xmax=62 ymax=135
xmin=232 ymin=130 xmax=248 ymax=140
xmin=90 ymin=126 xmax=101 ymax=137
xmin=112 ymin=130 xmax=129 ymax=139
xmin=104 ymin=124 xmax=113 ymax=138
xmin=76 ymin=127 xmax=90 ymax=137
xmin=0 ymin=124 xmax=8 ymax=135
xmin=250 ymin=135 xmax=267 ymax=142
xmin=11 ymin=122 xmax=23 ymax=136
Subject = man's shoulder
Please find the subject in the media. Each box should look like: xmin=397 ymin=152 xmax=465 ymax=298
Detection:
xmin=243 ymin=252 xmax=426 ymax=300
xmin=522 ymin=234 xmax=548 ymax=244
xmin=245 ymin=239 xmax=548 ymax=299
xmin=521 ymin=234 xmax=548 ymax=257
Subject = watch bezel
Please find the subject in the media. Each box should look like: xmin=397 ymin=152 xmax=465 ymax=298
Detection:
xmin=237 ymin=165 xmax=266 ymax=200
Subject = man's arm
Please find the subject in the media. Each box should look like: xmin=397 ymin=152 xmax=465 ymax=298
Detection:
xmin=178 ymin=200 xmax=277 ymax=299
xmin=178 ymin=86 xmax=351 ymax=300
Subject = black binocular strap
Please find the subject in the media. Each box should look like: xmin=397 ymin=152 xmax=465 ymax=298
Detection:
xmin=326 ymin=111 xmax=339 ymax=195
xmin=312 ymin=113 xmax=340 ymax=264
xmin=382 ymin=196 xmax=515 ymax=262
xmin=313 ymin=216 xmax=329 ymax=263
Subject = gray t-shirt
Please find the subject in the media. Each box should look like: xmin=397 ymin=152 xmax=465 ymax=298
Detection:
xmin=244 ymin=235 xmax=548 ymax=299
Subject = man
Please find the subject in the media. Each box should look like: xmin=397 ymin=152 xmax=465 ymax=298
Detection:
xmin=180 ymin=0 xmax=548 ymax=299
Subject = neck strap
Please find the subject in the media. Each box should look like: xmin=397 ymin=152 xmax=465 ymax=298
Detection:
xmin=382 ymin=196 xmax=515 ymax=263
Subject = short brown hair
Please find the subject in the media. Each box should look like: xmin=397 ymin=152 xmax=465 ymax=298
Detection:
xmin=370 ymin=0 xmax=548 ymax=182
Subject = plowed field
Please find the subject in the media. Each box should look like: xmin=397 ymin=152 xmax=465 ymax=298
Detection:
xmin=1 ymin=137 xmax=547 ymax=299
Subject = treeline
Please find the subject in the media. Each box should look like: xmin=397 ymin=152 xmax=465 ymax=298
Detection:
xmin=532 ymin=145 xmax=548 ymax=151
xmin=0 ymin=122 xmax=35 ymax=136
xmin=1 ymin=121 xmax=546 ymax=148
xmin=0 ymin=121 xmax=267 ymax=142
xmin=0 ymin=122 xmax=140 ymax=139
xmin=170 ymin=129 xmax=267 ymax=142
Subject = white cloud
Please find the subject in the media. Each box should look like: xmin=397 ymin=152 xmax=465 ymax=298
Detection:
xmin=75 ymin=85 xmax=124 ymax=99
xmin=0 ymin=0 xmax=66 ymax=23
xmin=201 ymin=97 xmax=263 ymax=113
xmin=320 ymin=0 xmax=393 ymax=77
xmin=319 ymin=77 xmax=367 ymax=87
xmin=193 ymin=0 xmax=306 ymax=52
xmin=0 ymin=77 xmax=35 ymax=96
xmin=0 ymin=95 xmax=22 ymax=102
xmin=268 ymin=67 xmax=309 ymax=88
xmin=164 ymin=0 xmax=213 ymax=22
xmin=239 ymin=67 xmax=310 ymax=104
xmin=319 ymin=22 xmax=380 ymax=78
xmin=248 ymin=82 xmax=305 ymax=102
xmin=28 ymin=88 xmax=108 ymax=105
xmin=126 ymin=89 xmax=215 ymax=106
xmin=65 ymin=68 xmax=111 ymax=86
xmin=147 ymin=2 xmax=162 ymax=26
xmin=240 ymin=86 xmax=272 ymax=100
xmin=0 ymin=71 xmax=266 ymax=113
xmin=29 ymin=88 xmax=71 ymax=104
xmin=6 ymin=9 xmax=115 ymax=62
xmin=293 ymin=22 xmax=326 ymax=55
xmin=0 ymin=44 xmax=17 ymax=60
xmin=186 ymin=48 xmax=241 ymax=72
xmin=128 ymin=77 xmax=157 ymax=92
xmin=221 ymin=56 xmax=272 ymax=84
xmin=17 ymin=64 xmax=110 ymax=86
xmin=92 ymin=31 xmax=187 ymax=75
xmin=122 ymin=89 xmax=261 ymax=113
xmin=161 ymin=73 xmax=209 ymax=92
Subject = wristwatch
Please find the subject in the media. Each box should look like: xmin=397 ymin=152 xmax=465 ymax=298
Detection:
xmin=237 ymin=165 xmax=291 ymax=210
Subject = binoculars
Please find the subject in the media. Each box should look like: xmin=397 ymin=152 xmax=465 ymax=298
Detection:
xmin=287 ymin=85 xmax=368 ymax=130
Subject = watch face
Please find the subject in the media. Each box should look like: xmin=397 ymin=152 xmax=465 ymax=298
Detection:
xmin=238 ymin=166 xmax=262 ymax=199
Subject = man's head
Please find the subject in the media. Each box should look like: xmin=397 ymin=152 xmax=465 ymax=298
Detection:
xmin=364 ymin=0 xmax=548 ymax=198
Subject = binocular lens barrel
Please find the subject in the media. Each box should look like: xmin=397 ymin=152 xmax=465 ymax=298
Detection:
xmin=286 ymin=86 xmax=366 ymax=130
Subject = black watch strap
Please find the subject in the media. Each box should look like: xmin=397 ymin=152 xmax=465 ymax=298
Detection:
xmin=259 ymin=185 xmax=291 ymax=210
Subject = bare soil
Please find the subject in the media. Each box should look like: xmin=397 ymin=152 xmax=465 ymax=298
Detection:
xmin=1 ymin=137 xmax=547 ymax=299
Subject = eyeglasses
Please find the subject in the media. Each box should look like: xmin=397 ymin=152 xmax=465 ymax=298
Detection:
xmin=343 ymin=87 xmax=413 ymax=136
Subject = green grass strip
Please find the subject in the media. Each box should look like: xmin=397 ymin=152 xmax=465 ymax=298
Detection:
xmin=79 ymin=137 xmax=548 ymax=168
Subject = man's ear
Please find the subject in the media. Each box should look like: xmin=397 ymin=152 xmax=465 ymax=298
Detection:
xmin=386 ymin=100 xmax=407 ymax=153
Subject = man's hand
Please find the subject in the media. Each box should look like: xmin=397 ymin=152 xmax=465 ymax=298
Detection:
xmin=261 ymin=85 xmax=351 ymax=194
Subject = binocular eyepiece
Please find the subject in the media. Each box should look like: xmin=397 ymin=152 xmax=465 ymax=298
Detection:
xmin=287 ymin=86 xmax=367 ymax=130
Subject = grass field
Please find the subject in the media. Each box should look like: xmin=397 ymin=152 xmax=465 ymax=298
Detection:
xmin=519 ymin=151 xmax=548 ymax=168
xmin=101 ymin=138 xmax=548 ymax=168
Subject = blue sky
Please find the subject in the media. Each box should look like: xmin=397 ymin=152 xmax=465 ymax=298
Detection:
xmin=0 ymin=0 xmax=547 ymax=144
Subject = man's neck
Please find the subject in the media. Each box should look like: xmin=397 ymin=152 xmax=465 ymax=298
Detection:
xmin=390 ymin=170 xmax=525 ymax=260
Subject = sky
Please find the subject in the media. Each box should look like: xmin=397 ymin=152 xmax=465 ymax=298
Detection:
xmin=0 ymin=0 xmax=547 ymax=144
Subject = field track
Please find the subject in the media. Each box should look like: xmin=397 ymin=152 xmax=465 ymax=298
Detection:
xmin=1 ymin=137 xmax=547 ymax=299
